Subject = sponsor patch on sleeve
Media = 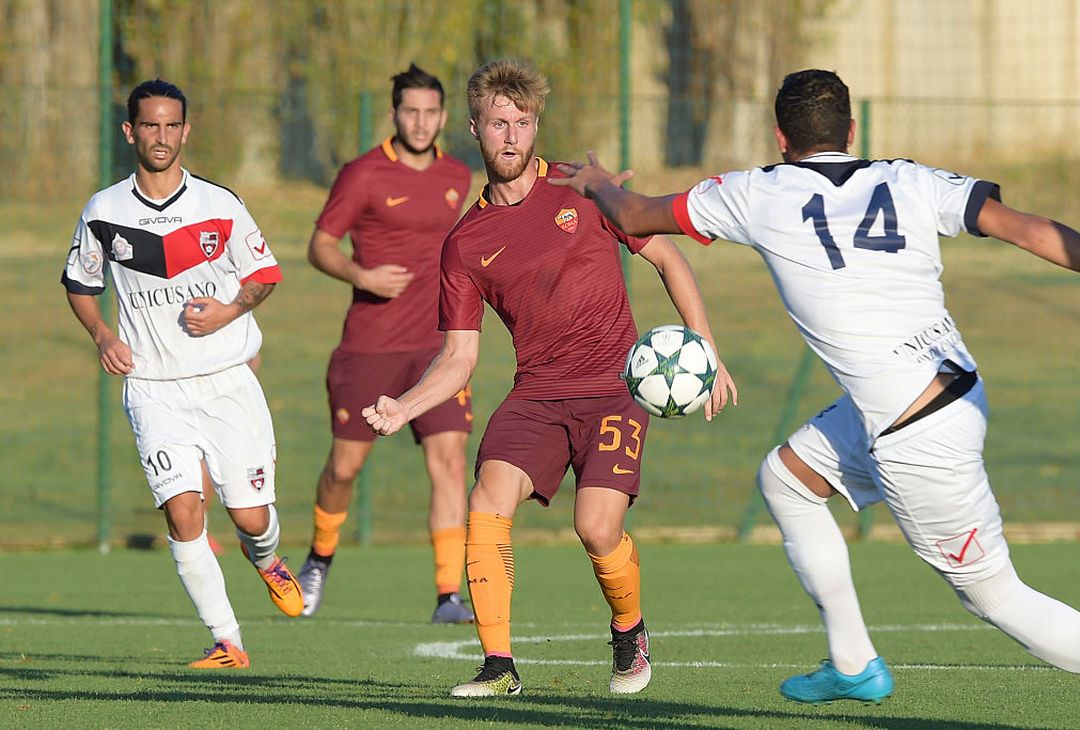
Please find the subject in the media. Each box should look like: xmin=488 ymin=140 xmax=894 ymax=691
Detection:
xmin=246 ymin=229 xmax=272 ymax=260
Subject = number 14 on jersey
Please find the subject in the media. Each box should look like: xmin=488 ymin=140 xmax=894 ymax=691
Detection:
xmin=802 ymin=182 xmax=907 ymax=270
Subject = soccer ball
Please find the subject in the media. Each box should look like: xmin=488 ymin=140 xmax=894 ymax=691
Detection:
xmin=623 ymin=325 xmax=717 ymax=418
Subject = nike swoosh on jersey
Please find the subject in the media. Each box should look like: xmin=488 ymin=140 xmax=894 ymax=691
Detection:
xmin=385 ymin=195 xmax=410 ymax=207
xmin=612 ymin=464 xmax=635 ymax=475
xmin=481 ymin=246 xmax=507 ymax=267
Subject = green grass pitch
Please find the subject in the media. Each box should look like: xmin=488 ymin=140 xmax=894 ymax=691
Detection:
xmin=6 ymin=162 xmax=1080 ymax=726
xmin=4 ymin=541 xmax=1079 ymax=728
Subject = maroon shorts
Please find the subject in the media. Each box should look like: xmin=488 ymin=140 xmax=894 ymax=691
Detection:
xmin=476 ymin=394 xmax=650 ymax=506
xmin=327 ymin=347 xmax=473 ymax=443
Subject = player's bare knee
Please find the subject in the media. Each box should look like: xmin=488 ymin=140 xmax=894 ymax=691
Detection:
xmin=428 ymin=451 xmax=467 ymax=486
xmin=574 ymin=517 xmax=622 ymax=556
xmin=162 ymin=492 xmax=205 ymax=541
xmin=470 ymin=461 xmax=532 ymax=515
xmin=447 ymin=452 xmax=467 ymax=481
xmin=467 ymin=480 xmax=499 ymax=513
xmin=426 ymin=439 xmax=463 ymax=463
xmin=229 ymin=505 xmax=270 ymax=536
xmin=323 ymin=456 xmax=362 ymax=488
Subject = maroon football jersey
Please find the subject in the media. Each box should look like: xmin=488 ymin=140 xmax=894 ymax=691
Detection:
xmin=317 ymin=137 xmax=471 ymax=352
xmin=440 ymin=158 xmax=650 ymax=400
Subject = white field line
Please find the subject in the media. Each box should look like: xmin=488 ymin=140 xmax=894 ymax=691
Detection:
xmin=0 ymin=616 xmax=429 ymax=628
xmin=0 ymin=617 xmax=985 ymax=633
xmin=4 ymin=615 xmax=1049 ymax=671
xmin=412 ymin=622 xmax=1051 ymax=672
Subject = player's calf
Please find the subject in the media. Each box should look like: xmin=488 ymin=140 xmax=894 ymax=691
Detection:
xmin=954 ymin=562 xmax=1080 ymax=672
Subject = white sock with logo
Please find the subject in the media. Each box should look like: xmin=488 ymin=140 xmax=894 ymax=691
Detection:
xmin=236 ymin=504 xmax=280 ymax=571
xmin=759 ymin=448 xmax=878 ymax=675
xmin=956 ymin=562 xmax=1080 ymax=672
xmin=168 ymin=529 xmax=243 ymax=650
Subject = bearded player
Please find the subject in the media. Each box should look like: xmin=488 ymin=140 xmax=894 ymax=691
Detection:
xmin=63 ymin=79 xmax=302 ymax=669
xmin=296 ymin=64 xmax=475 ymax=624
xmin=364 ymin=59 xmax=737 ymax=697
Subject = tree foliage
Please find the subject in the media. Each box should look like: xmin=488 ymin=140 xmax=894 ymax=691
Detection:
xmin=0 ymin=0 xmax=827 ymax=197
xmin=665 ymin=0 xmax=832 ymax=166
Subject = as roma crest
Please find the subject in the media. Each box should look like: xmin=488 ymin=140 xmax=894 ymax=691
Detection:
xmin=555 ymin=207 xmax=578 ymax=234
xmin=445 ymin=188 xmax=461 ymax=209
xmin=199 ymin=231 xmax=220 ymax=257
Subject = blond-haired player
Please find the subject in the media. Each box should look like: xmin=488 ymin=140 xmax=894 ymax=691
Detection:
xmin=364 ymin=60 xmax=736 ymax=697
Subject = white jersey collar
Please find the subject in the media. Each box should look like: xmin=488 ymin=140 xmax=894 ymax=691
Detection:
xmin=798 ymin=151 xmax=856 ymax=163
xmin=132 ymin=168 xmax=189 ymax=205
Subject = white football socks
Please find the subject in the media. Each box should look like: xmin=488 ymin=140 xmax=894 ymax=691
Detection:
xmin=759 ymin=448 xmax=879 ymax=674
xmin=956 ymin=561 xmax=1080 ymax=672
xmin=168 ymin=529 xmax=243 ymax=650
xmin=236 ymin=504 xmax=280 ymax=571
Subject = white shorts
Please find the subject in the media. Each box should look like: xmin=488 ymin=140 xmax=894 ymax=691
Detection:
xmin=123 ymin=364 xmax=277 ymax=510
xmin=787 ymin=393 xmax=882 ymax=512
xmin=787 ymin=379 xmax=1008 ymax=586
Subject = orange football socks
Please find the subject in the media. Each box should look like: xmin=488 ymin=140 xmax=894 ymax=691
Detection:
xmin=465 ymin=512 xmax=515 ymax=656
xmin=312 ymin=504 xmax=348 ymax=558
xmin=589 ymin=531 xmax=642 ymax=631
xmin=431 ymin=525 xmax=467 ymax=595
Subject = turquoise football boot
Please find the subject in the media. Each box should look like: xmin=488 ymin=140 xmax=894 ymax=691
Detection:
xmin=780 ymin=657 xmax=894 ymax=704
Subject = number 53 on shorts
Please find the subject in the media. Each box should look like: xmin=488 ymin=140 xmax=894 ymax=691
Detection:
xmin=597 ymin=415 xmax=643 ymax=475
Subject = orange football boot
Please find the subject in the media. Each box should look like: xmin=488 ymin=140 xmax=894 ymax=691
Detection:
xmin=188 ymin=640 xmax=250 ymax=669
xmin=242 ymin=545 xmax=304 ymax=617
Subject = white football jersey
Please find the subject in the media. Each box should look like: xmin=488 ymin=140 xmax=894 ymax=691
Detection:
xmin=676 ymin=152 xmax=999 ymax=439
xmin=62 ymin=169 xmax=281 ymax=380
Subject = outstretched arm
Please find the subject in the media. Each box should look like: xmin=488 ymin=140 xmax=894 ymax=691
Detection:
xmin=551 ymin=152 xmax=683 ymax=236
xmin=363 ymin=329 xmax=480 ymax=435
xmin=636 ymin=236 xmax=738 ymax=419
xmin=977 ymin=198 xmax=1080 ymax=271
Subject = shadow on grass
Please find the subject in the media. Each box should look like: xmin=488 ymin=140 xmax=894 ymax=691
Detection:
xmin=0 ymin=605 xmax=180 ymax=619
xmin=0 ymin=663 xmax=1055 ymax=730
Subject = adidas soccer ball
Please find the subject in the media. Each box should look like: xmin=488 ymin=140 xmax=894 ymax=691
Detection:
xmin=623 ymin=325 xmax=717 ymax=418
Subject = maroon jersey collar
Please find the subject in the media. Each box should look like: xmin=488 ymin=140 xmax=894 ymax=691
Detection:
xmin=380 ymin=136 xmax=444 ymax=163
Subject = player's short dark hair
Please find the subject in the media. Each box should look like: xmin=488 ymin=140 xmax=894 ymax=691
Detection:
xmin=127 ymin=79 xmax=187 ymax=123
xmin=774 ymin=69 xmax=851 ymax=155
xmin=391 ymin=63 xmax=444 ymax=109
